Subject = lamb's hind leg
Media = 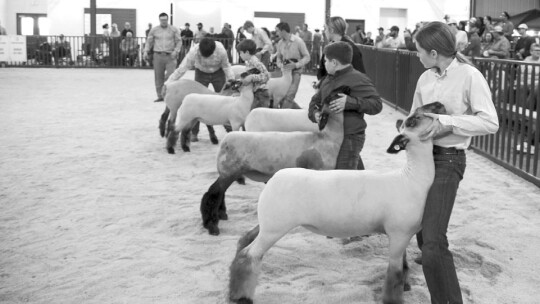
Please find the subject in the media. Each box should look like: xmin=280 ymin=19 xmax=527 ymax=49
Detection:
xmin=180 ymin=129 xmax=191 ymax=152
xmin=229 ymin=226 xmax=288 ymax=303
xmin=159 ymin=107 xmax=170 ymax=137
xmin=207 ymin=125 xmax=219 ymax=145
xmin=403 ymin=251 xmax=411 ymax=291
xmin=382 ymin=236 xmax=411 ymax=304
xmin=201 ymin=177 xmax=236 ymax=235
xmin=166 ymin=130 xmax=179 ymax=154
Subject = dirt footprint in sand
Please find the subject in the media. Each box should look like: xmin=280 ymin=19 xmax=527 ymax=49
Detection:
xmin=453 ymin=247 xmax=503 ymax=282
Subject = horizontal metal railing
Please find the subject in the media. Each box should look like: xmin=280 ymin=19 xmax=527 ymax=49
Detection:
xmin=358 ymin=45 xmax=539 ymax=186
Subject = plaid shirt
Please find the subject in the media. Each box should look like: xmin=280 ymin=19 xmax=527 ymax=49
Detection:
xmin=244 ymin=56 xmax=270 ymax=91
xmin=168 ymin=41 xmax=234 ymax=81
xmin=144 ymin=25 xmax=181 ymax=53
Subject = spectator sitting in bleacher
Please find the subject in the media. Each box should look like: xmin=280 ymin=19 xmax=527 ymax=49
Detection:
xmin=120 ymin=32 xmax=139 ymax=66
xmin=53 ymin=34 xmax=71 ymax=65
xmin=514 ymin=23 xmax=536 ymax=60
xmin=482 ymin=25 xmax=510 ymax=59
xmin=462 ymin=23 xmax=482 ymax=57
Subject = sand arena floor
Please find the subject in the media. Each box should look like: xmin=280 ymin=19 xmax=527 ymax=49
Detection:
xmin=0 ymin=68 xmax=539 ymax=304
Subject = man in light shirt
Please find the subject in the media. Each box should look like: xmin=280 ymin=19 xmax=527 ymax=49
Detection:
xmin=274 ymin=21 xmax=310 ymax=108
xmin=243 ymin=21 xmax=273 ymax=69
xmin=447 ymin=19 xmax=468 ymax=52
xmin=144 ymin=12 xmax=181 ymax=102
xmin=164 ymin=37 xmax=234 ymax=140
xmin=382 ymin=25 xmax=405 ymax=49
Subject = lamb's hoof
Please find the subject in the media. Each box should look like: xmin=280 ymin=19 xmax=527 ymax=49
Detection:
xmin=181 ymin=145 xmax=190 ymax=152
xmin=190 ymin=135 xmax=199 ymax=142
xmin=218 ymin=211 xmax=228 ymax=220
xmin=207 ymin=224 xmax=220 ymax=236
xmin=167 ymin=147 xmax=175 ymax=154
xmin=236 ymin=177 xmax=246 ymax=185
xmin=159 ymin=120 xmax=166 ymax=137
xmin=404 ymin=282 xmax=411 ymax=291
xmin=234 ymin=298 xmax=253 ymax=304
xmin=210 ymin=134 xmax=219 ymax=145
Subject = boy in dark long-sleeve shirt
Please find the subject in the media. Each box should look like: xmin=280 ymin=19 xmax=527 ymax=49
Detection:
xmin=308 ymin=42 xmax=382 ymax=170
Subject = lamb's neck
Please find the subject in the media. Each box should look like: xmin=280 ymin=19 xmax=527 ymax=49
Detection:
xmin=239 ymin=87 xmax=255 ymax=110
xmin=322 ymin=112 xmax=344 ymax=141
xmin=401 ymin=141 xmax=435 ymax=186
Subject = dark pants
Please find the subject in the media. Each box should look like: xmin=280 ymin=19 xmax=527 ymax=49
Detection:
xmin=192 ymin=68 xmax=231 ymax=135
xmin=335 ymin=133 xmax=366 ymax=170
xmin=416 ymin=150 xmax=466 ymax=304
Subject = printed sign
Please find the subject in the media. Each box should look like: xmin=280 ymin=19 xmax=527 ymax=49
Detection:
xmin=0 ymin=35 xmax=27 ymax=63
xmin=9 ymin=35 xmax=27 ymax=62
xmin=0 ymin=36 xmax=8 ymax=61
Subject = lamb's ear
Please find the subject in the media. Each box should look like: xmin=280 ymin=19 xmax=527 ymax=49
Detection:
xmin=387 ymin=134 xmax=409 ymax=154
xmin=395 ymin=119 xmax=404 ymax=132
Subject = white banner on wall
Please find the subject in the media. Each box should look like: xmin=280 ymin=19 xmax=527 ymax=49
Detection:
xmin=0 ymin=36 xmax=9 ymax=62
xmin=0 ymin=35 xmax=27 ymax=63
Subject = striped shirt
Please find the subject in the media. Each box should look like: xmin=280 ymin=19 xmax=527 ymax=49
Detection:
xmin=411 ymin=58 xmax=499 ymax=149
xmin=168 ymin=41 xmax=234 ymax=82
xmin=244 ymin=56 xmax=270 ymax=91
xmin=276 ymin=34 xmax=310 ymax=68
xmin=144 ymin=25 xmax=181 ymax=53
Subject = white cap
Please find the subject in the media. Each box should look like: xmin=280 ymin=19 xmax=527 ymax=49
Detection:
xmin=447 ymin=19 xmax=457 ymax=25
xmin=518 ymin=23 xmax=528 ymax=29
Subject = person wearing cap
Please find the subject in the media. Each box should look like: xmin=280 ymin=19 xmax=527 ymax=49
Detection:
xmin=243 ymin=21 xmax=273 ymax=69
xmin=514 ymin=23 xmax=535 ymax=60
xmin=375 ymin=27 xmax=385 ymax=48
xmin=180 ymin=23 xmax=194 ymax=53
xmin=500 ymin=11 xmax=514 ymax=41
xmin=447 ymin=19 xmax=468 ymax=52
xmin=194 ymin=22 xmax=207 ymax=43
xmin=164 ymin=37 xmax=234 ymax=139
xmin=482 ymin=25 xmax=510 ymax=59
xmin=144 ymin=12 xmax=182 ymax=102
xmin=221 ymin=23 xmax=235 ymax=63
xmin=462 ymin=23 xmax=482 ymax=57
xmin=382 ymin=25 xmax=405 ymax=49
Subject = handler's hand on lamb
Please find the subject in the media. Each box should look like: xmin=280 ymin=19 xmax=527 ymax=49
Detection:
xmin=329 ymin=93 xmax=347 ymax=113
xmin=282 ymin=62 xmax=297 ymax=70
xmin=420 ymin=113 xmax=452 ymax=140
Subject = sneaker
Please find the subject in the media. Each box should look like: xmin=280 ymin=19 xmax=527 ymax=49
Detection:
xmin=516 ymin=143 xmax=535 ymax=154
xmin=414 ymin=254 xmax=422 ymax=265
xmin=154 ymin=97 xmax=164 ymax=102
xmin=190 ymin=135 xmax=199 ymax=142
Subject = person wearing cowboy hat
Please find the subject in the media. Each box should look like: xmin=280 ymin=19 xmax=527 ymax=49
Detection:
xmin=482 ymin=25 xmax=510 ymax=59
xmin=514 ymin=23 xmax=535 ymax=60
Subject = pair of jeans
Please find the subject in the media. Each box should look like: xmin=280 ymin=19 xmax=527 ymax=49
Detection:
xmin=192 ymin=68 xmax=231 ymax=135
xmin=417 ymin=152 xmax=466 ymax=304
xmin=280 ymin=68 xmax=302 ymax=109
xmin=153 ymin=53 xmax=177 ymax=99
xmin=335 ymin=133 xmax=366 ymax=170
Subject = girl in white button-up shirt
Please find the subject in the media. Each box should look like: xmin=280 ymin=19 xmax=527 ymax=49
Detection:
xmin=410 ymin=21 xmax=498 ymax=304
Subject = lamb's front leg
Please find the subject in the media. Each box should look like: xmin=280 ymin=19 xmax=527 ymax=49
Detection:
xmin=382 ymin=236 xmax=410 ymax=304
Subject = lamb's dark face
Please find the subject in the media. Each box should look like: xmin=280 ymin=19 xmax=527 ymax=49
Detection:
xmin=388 ymin=102 xmax=447 ymax=153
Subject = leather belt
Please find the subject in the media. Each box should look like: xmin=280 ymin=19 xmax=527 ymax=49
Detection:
xmin=433 ymin=145 xmax=465 ymax=155
xmin=154 ymin=51 xmax=171 ymax=55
